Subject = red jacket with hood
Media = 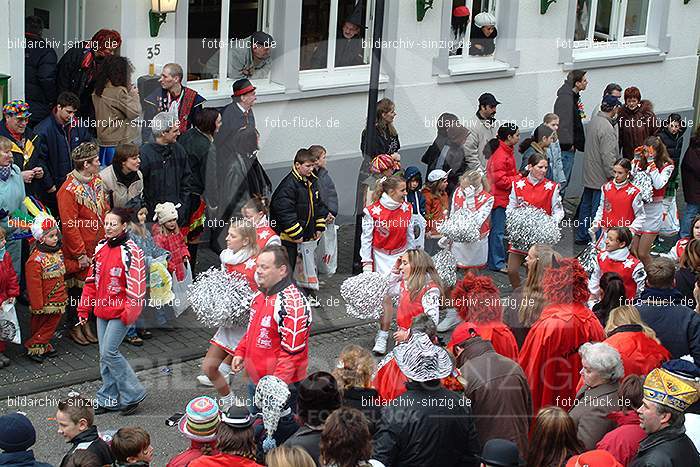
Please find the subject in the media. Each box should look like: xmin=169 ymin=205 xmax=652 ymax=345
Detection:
xmin=596 ymin=410 xmax=646 ymax=466
xmin=486 ymin=141 xmax=520 ymax=208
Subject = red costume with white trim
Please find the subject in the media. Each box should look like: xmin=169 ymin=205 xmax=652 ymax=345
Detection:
xmin=254 ymin=218 xmax=281 ymax=250
xmin=632 ymin=159 xmax=674 ymax=234
xmin=593 ymin=181 xmax=645 ymax=249
xmin=589 ymin=248 xmax=646 ymax=301
xmin=448 ymin=188 xmax=494 ymax=269
xmin=360 ymin=194 xmax=412 ymax=274
xmin=390 ymin=278 xmax=440 ymax=330
xmin=662 ymin=238 xmax=690 ymax=263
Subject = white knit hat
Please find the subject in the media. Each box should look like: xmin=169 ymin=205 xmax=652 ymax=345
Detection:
xmin=153 ymin=202 xmax=180 ymax=224
xmin=474 ymin=12 xmax=496 ymax=28
xmin=31 ymin=213 xmax=59 ymax=241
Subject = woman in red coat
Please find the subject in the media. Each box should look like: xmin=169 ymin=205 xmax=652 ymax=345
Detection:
xmin=519 ymin=258 xmax=605 ymax=415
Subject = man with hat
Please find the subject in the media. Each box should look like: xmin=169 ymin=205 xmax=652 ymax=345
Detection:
xmin=0 ymin=99 xmax=49 ymax=197
xmin=335 ymin=5 xmax=366 ymax=67
xmin=189 ymin=405 xmax=259 ymax=466
xmin=0 ymin=412 xmax=52 ymax=466
xmin=373 ymin=332 xmax=481 ymax=467
xmin=465 ymin=93 xmax=501 ymax=170
xmin=631 ymin=363 xmax=700 ymax=466
xmin=227 ymin=31 xmax=274 ymax=80
xmin=479 ymin=439 xmax=523 ymax=467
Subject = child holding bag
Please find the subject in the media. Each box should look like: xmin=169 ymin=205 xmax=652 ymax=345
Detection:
xmin=152 ymin=202 xmax=190 ymax=282
xmin=0 ymin=226 xmax=19 ymax=368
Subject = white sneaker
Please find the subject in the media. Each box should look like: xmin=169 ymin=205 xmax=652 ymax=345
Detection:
xmin=219 ymin=392 xmax=236 ymax=411
xmin=196 ymin=372 xmax=229 ymax=387
xmin=437 ymin=308 xmax=461 ymax=332
xmin=372 ymin=330 xmax=389 ymax=355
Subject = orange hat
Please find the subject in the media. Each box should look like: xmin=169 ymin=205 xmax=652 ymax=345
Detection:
xmin=565 ymin=450 xmax=623 ymax=467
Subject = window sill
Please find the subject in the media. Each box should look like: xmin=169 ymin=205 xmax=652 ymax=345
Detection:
xmin=563 ymin=45 xmax=665 ymax=70
xmin=437 ymin=57 xmax=515 ymax=83
xmin=298 ymin=67 xmax=389 ymax=91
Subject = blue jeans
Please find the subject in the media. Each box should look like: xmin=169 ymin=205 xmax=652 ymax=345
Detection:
xmin=560 ymin=150 xmax=576 ymax=196
xmin=96 ymin=317 xmax=146 ymax=409
xmin=576 ymin=188 xmax=602 ymax=243
xmin=680 ymin=203 xmax=700 ymax=239
xmin=487 ymin=207 xmax=507 ymax=270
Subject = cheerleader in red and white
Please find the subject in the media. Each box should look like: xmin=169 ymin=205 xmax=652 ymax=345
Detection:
xmin=663 ymin=215 xmax=700 ymax=263
xmin=241 ymin=196 xmax=281 ymax=250
xmin=591 ymin=158 xmax=645 ymax=251
xmin=360 ymin=175 xmax=413 ymax=355
xmin=506 ymin=153 xmax=564 ymax=289
xmin=589 ymin=226 xmax=645 ymax=304
xmin=630 ymin=137 xmax=675 ymax=268
xmin=200 ymin=219 xmax=259 ymax=405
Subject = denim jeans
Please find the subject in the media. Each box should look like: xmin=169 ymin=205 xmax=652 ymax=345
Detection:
xmin=487 ymin=207 xmax=507 ymax=270
xmin=576 ymin=188 xmax=602 ymax=243
xmin=96 ymin=317 xmax=146 ymax=409
xmin=680 ymin=203 xmax=700 ymax=239
xmin=560 ymin=150 xmax=576 ymax=196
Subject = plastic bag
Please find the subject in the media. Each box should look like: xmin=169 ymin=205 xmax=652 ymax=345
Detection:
xmin=315 ymin=224 xmax=339 ymax=276
xmin=294 ymin=241 xmax=319 ymax=290
xmin=171 ymin=261 xmax=193 ymax=317
xmin=660 ymin=195 xmax=680 ymax=236
xmin=0 ymin=302 xmax=21 ymax=344
xmin=148 ymin=256 xmax=174 ymax=307
xmin=407 ymin=214 xmax=426 ymax=250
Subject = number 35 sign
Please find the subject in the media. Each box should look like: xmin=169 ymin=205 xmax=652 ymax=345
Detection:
xmin=146 ymin=43 xmax=161 ymax=60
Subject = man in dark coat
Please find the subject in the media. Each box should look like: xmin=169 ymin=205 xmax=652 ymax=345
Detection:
xmin=140 ymin=112 xmax=192 ymax=226
xmin=635 ymin=258 xmax=700 ymax=365
xmin=215 ymin=78 xmax=257 ymax=159
xmin=553 ymin=69 xmax=588 ymax=195
xmin=373 ymin=332 xmax=481 ymax=467
xmin=659 ymin=113 xmax=686 ymax=198
xmin=24 ymin=16 xmax=57 ymax=127
xmin=680 ymin=132 xmax=700 ymax=239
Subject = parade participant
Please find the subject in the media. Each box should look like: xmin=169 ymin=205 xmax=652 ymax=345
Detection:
xmin=663 ymin=215 xmax=700 ymax=263
xmin=152 ymin=202 xmax=190 ymax=282
xmin=590 ymin=158 xmax=645 ymax=251
xmin=24 ymin=213 xmax=66 ymax=362
xmin=359 ymin=175 xmax=412 ymax=355
xmin=242 ymin=197 xmax=280 ymax=250
xmin=485 ymin=123 xmax=520 ymax=273
xmin=188 ymin=405 xmax=261 ymax=466
xmin=56 ymin=395 xmax=114 ymax=467
xmin=77 ymin=208 xmax=147 ymax=415
xmin=630 ymin=137 xmax=674 ymax=268
xmin=451 ymin=273 xmax=519 ymax=360
xmin=505 ymin=152 xmax=564 ymax=289
xmin=422 ymin=169 xmax=449 ymax=251
xmin=589 ymin=226 xmax=646 ymax=303
xmin=332 ymin=345 xmax=381 ymax=435
xmin=519 ymin=258 xmax=605 ymax=414
xmin=0 ymin=136 xmax=25 ymax=277
xmin=232 ymin=245 xmax=311 ymax=410
xmin=167 ymin=397 xmax=221 ymax=467
xmin=110 ymin=427 xmax=154 ymax=466
xmin=57 ymin=142 xmax=108 ymax=346
xmin=403 ymin=166 xmax=426 ymax=250
xmin=201 ymin=219 xmax=259 ymax=406
xmin=0 ymin=226 xmax=19 ymax=368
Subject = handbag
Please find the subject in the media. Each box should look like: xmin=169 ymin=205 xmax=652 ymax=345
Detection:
xmin=171 ymin=261 xmax=193 ymax=317
xmin=0 ymin=302 xmax=21 ymax=345
xmin=294 ymin=240 xmax=320 ymax=290
xmin=315 ymin=223 xmax=339 ymax=276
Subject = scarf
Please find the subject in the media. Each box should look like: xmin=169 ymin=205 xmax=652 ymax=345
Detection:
xmin=107 ymin=230 xmax=129 ymax=247
xmin=380 ymin=192 xmax=401 ymax=210
xmin=0 ymin=165 xmax=11 ymax=182
xmin=220 ymin=247 xmax=253 ymax=266
xmin=114 ymin=165 xmax=140 ymax=188
xmin=36 ymin=239 xmax=62 ymax=253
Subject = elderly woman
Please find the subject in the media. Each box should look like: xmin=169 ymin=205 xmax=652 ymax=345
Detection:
xmin=100 ymin=143 xmax=143 ymax=208
xmin=569 ymin=342 xmax=624 ymax=450
xmin=0 ymin=136 xmax=26 ymax=276
xmin=332 ymin=344 xmax=381 ymax=434
xmin=469 ymin=12 xmax=498 ymax=56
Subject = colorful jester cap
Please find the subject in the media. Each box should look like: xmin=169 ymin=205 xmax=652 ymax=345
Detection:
xmin=254 ymin=375 xmax=290 ymax=452
xmin=31 ymin=213 xmax=58 ymax=242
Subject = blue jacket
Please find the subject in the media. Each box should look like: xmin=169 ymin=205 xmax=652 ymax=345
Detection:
xmin=0 ymin=450 xmax=52 ymax=467
xmin=636 ymin=288 xmax=700 ymax=364
xmin=404 ymin=166 xmax=426 ymax=216
xmin=34 ymin=114 xmax=92 ymax=190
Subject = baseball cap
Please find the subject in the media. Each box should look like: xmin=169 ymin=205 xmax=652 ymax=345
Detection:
xmin=479 ymin=93 xmax=501 ymax=107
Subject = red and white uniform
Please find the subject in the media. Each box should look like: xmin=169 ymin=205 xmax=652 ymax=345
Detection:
xmin=506 ymin=175 xmax=564 ymax=254
xmin=210 ymin=248 xmax=258 ymax=354
xmin=254 ymin=218 xmax=281 ymax=250
xmin=387 ymin=272 xmax=440 ymax=329
xmin=592 ymin=180 xmax=646 ymax=250
xmin=662 ymin=237 xmax=690 ymax=263
xmin=360 ymin=193 xmax=413 ymax=275
xmin=632 ymin=160 xmax=674 ymax=234
xmin=445 ymin=187 xmax=493 ymax=269
xmin=589 ymin=247 xmax=646 ymax=302
xmin=234 ymin=277 xmax=311 ymax=384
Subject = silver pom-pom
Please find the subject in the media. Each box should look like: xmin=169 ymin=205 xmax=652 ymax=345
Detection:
xmin=188 ymin=267 xmax=255 ymax=327
xmin=433 ymin=249 xmax=457 ymax=287
xmin=438 ymin=209 xmax=481 ymax=243
xmin=506 ymin=205 xmax=561 ymax=252
xmin=576 ymin=242 xmax=598 ymax=275
xmin=630 ymin=172 xmax=653 ymax=203
xmin=340 ymin=272 xmax=389 ymax=320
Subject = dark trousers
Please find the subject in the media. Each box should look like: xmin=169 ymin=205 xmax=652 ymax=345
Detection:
xmin=282 ymin=240 xmax=299 ymax=271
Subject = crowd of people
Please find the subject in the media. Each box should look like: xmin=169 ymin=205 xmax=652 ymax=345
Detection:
xmin=1 ymin=14 xmax=700 ymax=467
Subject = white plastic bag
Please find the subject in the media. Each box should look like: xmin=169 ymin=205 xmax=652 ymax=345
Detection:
xmin=660 ymin=195 xmax=680 ymax=236
xmin=407 ymin=214 xmax=426 ymax=250
xmin=315 ymin=224 xmax=339 ymax=276
xmin=294 ymin=241 xmax=319 ymax=290
xmin=171 ymin=261 xmax=193 ymax=317
xmin=0 ymin=302 xmax=21 ymax=344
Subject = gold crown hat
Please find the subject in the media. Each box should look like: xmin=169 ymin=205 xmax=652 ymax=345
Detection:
xmin=643 ymin=367 xmax=700 ymax=413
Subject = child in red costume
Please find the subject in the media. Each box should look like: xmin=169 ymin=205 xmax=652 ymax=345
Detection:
xmin=589 ymin=226 xmax=645 ymax=303
xmin=0 ymin=226 xmax=19 ymax=367
xmin=152 ymin=202 xmax=190 ymax=281
xmin=422 ymin=169 xmax=449 ymax=241
xmin=242 ymin=197 xmax=280 ymax=250
xmin=518 ymin=258 xmax=605 ymax=415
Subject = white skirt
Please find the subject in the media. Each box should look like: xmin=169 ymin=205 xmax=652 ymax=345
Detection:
xmin=373 ymin=249 xmax=405 ymax=276
xmin=639 ymin=201 xmax=664 ymax=235
xmin=210 ymin=326 xmax=245 ymax=355
xmin=452 ymin=237 xmax=488 ymax=269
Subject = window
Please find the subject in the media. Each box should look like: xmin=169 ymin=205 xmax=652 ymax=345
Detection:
xmin=574 ymin=0 xmax=650 ymax=47
xmin=449 ymin=0 xmax=497 ymax=58
xmin=186 ymin=0 xmax=271 ymax=81
xmin=300 ymin=0 xmax=371 ymax=71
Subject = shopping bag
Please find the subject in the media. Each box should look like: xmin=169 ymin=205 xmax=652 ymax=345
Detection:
xmin=0 ymin=302 xmax=21 ymax=344
xmin=660 ymin=195 xmax=680 ymax=236
xmin=171 ymin=261 xmax=193 ymax=317
xmin=294 ymin=240 xmax=319 ymax=290
xmin=407 ymin=213 xmax=426 ymax=250
xmin=315 ymin=223 xmax=339 ymax=276
xmin=148 ymin=256 xmax=174 ymax=307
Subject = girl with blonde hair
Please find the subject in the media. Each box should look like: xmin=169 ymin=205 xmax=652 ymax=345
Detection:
xmin=333 ymin=344 xmax=381 ymax=434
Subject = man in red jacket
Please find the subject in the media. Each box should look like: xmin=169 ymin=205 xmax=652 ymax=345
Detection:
xmin=232 ymin=244 xmax=312 ymax=412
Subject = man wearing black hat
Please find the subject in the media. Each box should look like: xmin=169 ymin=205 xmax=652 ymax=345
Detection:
xmin=335 ymin=8 xmax=366 ymax=67
xmin=227 ymin=31 xmax=274 ymax=80
xmin=479 ymin=439 xmax=523 ymax=467
xmin=0 ymin=412 xmax=52 ymax=466
xmin=465 ymin=93 xmax=500 ymax=170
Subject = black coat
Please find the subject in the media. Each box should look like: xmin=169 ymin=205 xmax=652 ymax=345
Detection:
xmin=0 ymin=120 xmax=49 ymax=196
xmin=681 ymin=137 xmax=700 ymax=205
xmin=254 ymin=414 xmax=300 ymax=465
xmin=270 ymin=168 xmax=327 ymax=242
xmin=659 ymin=127 xmax=686 ymax=164
xmin=469 ymin=25 xmax=497 ymax=56
xmin=139 ymin=141 xmax=192 ymax=226
xmin=56 ymin=42 xmax=101 ymax=119
xmin=554 ymin=81 xmax=585 ymax=152
xmin=636 ymin=288 xmax=700 ymax=365
xmin=214 ymin=102 xmax=256 ymax=162
xmin=0 ymin=450 xmax=52 ymax=467
xmin=315 ymin=167 xmax=338 ymax=217
xmin=373 ymin=380 xmax=481 ymax=467
xmin=342 ymin=387 xmax=382 ymax=435
xmin=284 ymin=425 xmax=322 ymax=467
xmin=631 ymin=425 xmax=700 ymax=467
xmin=59 ymin=425 xmax=114 ymax=467
xmin=24 ymin=33 xmax=57 ymax=127
xmin=34 ymin=113 xmax=92 ymax=190
xmin=178 ymin=127 xmax=212 ymax=196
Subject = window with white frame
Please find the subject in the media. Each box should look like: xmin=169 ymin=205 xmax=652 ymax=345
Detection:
xmin=574 ymin=0 xmax=650 ymax=47
xmin=300 ymin=0 xmax=372 ymax=71
xmin=449 ymin=0 xmax=497 ymax=59
xmin=187 ymin=0 xmax=272 ymax=81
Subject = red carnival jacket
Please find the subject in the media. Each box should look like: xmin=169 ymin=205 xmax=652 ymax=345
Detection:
xmin=166 ymin=442 xmax=219 ymax=467
xmin=0 ymin=252 xmax=20 ymax=303
xmin=596 ymin=410 xmax=646 ymax=466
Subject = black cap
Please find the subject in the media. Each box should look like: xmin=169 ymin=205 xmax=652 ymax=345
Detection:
xmin=345 ymin=3 xmax=367 ymax=29
xmin=478 ymin=439 xmax=523 ymax=467
xmin=232 ymin=78 xmax=256 ymax=97
xmin=251 ymin=30 xmax=274 ymax=47
xmin=479 ymin=93 xmax=500 ymax=107
xmin=221 ymin=405 xmax=254 ymax=428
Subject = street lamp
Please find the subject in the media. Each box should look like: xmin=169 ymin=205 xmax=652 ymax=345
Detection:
xmin=149 ymin=0 xmax=178 ymax=37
